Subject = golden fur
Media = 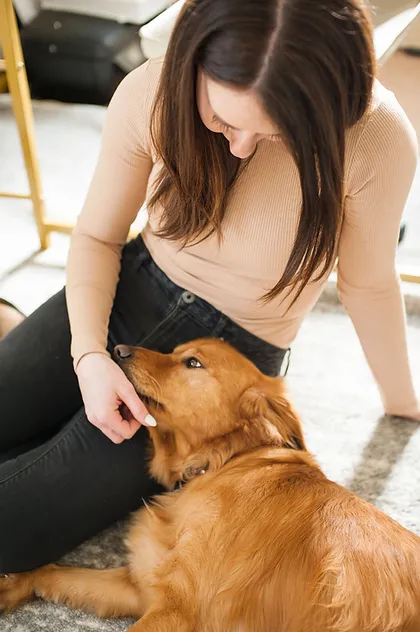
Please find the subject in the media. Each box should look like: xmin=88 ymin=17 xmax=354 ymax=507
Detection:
xmin=1 ymin=339 xmax=420 ymax=632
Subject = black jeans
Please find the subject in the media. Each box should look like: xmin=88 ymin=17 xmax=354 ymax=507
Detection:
xmin=0 ymin=236 xmax=287 ymax=573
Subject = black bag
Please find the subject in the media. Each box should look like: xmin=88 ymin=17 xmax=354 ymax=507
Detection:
xmin=21 ymin=10 xmax=141 ymax=104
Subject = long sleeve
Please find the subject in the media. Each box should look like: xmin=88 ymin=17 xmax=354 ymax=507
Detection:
xmin=338 ymin=88 xmax=419 ymax=417
xmin=66 ymin=62 xmax=155 ymax=368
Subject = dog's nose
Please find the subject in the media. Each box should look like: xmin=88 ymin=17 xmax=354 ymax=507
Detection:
xmin=114 ymin=345 xmax=133 ymax=360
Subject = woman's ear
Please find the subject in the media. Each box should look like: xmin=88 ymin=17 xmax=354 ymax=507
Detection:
xmin=239 ymin=377 xmax=306 ymax=451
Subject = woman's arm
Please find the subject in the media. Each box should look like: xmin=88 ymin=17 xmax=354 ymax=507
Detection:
xmin=65 ymin=62 xmax=159 ymax=443
xmin=66 ymin=63 xmax=154 ymax=369
xmin=338 ymin=88 xmax=419 ymax=419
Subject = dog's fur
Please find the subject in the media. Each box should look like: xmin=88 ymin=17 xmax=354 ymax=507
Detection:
xmin=1 ymin=339 xmax=420 ymax=632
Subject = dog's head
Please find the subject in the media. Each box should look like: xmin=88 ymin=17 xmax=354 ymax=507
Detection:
xmin=114 ymin=338 xmax=306 ymax=488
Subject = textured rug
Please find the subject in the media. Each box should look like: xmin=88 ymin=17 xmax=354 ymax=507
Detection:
xmin=2 ymin=304 xmax=420 ymax=631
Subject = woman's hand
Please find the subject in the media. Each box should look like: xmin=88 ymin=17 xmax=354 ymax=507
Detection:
xmin=388 ymin=409 xmax=420 ymax=423
xmin=406 ymin=411 xmax=420 ymax=423
xmin=76 ymin=352 xmax=156 ymax=444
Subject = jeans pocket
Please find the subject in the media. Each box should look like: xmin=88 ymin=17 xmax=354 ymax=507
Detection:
xmin=110 ymin=241 xmax=182 ymax=350
xmin=139 ymin=303 xmax=213 ymax=354
xmin=136 ymin=294 xmax=184 ymax=349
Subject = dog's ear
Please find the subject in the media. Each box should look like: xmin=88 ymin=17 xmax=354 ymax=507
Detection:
xmin=239 ymin=377 xmax=306 ymax=451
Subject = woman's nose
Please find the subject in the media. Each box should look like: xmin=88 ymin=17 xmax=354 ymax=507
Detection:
xmin=229 ymin=131 xmax=257 ymax=159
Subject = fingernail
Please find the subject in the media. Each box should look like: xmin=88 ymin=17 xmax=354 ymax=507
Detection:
xmin=145 ymin=414 xmax=157 ymax=427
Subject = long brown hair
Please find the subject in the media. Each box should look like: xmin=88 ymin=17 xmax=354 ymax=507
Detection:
xmin=150 ymin=0 xmax=375 ymax=302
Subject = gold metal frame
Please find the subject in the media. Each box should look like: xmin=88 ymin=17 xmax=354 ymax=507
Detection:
xmin=0 ymin=0 xmax=78 ymax=249
xmin=401 ymin=270 xmax=420 ymax=284
xmin=0 ymin=0 xmax=52 ymax=248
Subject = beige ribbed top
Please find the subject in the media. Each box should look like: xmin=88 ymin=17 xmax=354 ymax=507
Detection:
xmin=66 ymin=58 xmax=419 ymax=417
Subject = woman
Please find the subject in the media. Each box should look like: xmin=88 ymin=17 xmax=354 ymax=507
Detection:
xmin=1 ymin=0 xmax=419 ymax=574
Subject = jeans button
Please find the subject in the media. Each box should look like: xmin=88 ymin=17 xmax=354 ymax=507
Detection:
xmin=182 ymin=291 xmax=196 ymax=305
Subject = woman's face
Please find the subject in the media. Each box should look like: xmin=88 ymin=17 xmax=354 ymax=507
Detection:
xmin=197 ymin=71 xmax=282 ymax=159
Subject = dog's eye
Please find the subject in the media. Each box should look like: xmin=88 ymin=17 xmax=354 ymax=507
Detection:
xmin=185 ymin=357 xmax=203 ymax=369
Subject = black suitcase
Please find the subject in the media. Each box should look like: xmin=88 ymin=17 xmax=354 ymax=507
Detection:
xmin=21 ymin=10 xmax=141 ymax=105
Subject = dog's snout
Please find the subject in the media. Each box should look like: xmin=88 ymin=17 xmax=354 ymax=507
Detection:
xmin=115 ymin=345 xmax=133 ymax=361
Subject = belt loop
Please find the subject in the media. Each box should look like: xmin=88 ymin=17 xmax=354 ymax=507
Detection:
xmin=282 ymin=348 xmax=291 ymax=377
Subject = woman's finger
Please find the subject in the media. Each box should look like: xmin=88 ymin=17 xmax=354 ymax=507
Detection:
xmin=120 ymin=382 xmax=157 ymax=427
xmin=103 ymin=408 xmax=136 ymax=440
xmin=120 ymin=404 xmax=143 ymax=436
xmin=87 ymin=414 xmax=125 ymax=443
xmin=101 ymin=426 xmax=125 ymax=444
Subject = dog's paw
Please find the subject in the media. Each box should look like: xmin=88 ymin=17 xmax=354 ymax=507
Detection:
xmin=0 ymin=574 xmax=35 ymax=613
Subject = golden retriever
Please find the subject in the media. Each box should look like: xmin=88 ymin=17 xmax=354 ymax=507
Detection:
xmin=1 ymin=338 xmax=420 ymax=632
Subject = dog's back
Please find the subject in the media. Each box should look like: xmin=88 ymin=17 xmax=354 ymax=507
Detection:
xmin=141 ymin=447 xmax=420 ymax=632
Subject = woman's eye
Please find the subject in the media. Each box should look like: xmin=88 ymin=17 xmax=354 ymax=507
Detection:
xmin=185 ymin=357 xmax=203 ymax=369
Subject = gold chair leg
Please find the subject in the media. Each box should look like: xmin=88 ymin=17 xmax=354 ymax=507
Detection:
xmin=0 ymin=71 xmax=7 ymax=93
xmin=0 ymin=0 xmax=50 ymax=249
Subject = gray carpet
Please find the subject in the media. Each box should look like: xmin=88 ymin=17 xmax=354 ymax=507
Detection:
xmin=2 ymin=304 xmax=420 ymax=631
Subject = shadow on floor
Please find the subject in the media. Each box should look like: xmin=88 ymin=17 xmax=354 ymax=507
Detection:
xmin=347 ymin=414 xmax=418 ymax=503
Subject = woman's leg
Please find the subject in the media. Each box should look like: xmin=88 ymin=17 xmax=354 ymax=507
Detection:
xmin=0 ymin=289 xmax=82 ymax=453
xmin=0 ymin=407 xmax=159 ymax=573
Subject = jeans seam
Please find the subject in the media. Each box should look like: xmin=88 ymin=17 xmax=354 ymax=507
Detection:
xmin=176 ymin=305 xmax=217 ymax=332
xmin=136 ymin=295 xmax=183 ymax=347
xmin=0 ymin=409 xmax=86 ymax=487
xmin=210 ymin=315 xmax=229 ymax=337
